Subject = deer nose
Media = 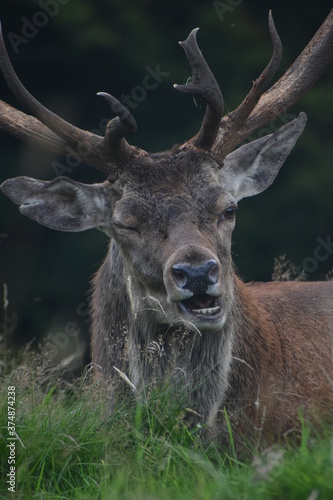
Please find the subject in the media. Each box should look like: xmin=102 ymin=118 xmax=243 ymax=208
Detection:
xmin=172 ymin=260 xmax=219 ymax=294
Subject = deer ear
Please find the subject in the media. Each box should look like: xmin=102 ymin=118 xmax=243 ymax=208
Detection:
xmin=1 ymin=176 xmax=110 ymax=232
xmin=220 ymin=112 xmax=307 ymax=201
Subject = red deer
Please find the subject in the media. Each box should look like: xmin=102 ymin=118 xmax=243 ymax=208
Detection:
xmin=1 ymin=12 xmax=333 ymax=441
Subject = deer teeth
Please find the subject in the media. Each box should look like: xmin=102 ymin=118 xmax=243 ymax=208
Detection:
xmin=192 ymin=306 xmax=221 ymax=316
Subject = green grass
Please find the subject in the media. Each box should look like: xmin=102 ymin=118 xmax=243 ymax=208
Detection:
xmin=0 ymin=352 xmax=332 ymax=499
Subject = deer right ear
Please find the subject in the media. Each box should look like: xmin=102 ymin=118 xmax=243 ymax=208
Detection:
xmin=1 ymin=176 xmax=111 ymax=232
xmin=220 ymin=112 xmax=307 ymax=202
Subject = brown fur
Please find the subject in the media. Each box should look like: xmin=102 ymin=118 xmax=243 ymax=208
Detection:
xmin=226 ymin=279 xmax=333 ymax=438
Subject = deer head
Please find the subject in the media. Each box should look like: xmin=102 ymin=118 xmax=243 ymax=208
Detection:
xmin=0 ymin=11 xmax=332 ymax=338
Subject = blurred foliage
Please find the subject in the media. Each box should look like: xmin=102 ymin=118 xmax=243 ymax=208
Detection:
xmin=0 ymin=0 xmax=332 ymax=349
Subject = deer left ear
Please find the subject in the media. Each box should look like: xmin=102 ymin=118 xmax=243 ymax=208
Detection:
xmin=1 ymin=176 xmax=110 ymax=232
xmin=219 ymin=112 xmax=307 ymax=202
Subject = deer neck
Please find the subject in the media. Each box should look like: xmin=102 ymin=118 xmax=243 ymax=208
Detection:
xmin=127 ymin=273 xmax=276 ymax=418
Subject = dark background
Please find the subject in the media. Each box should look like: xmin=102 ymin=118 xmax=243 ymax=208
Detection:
xmin=0 ymin=0 xmax=332 ymax=361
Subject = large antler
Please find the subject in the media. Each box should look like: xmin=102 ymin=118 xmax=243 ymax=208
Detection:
xmin=174 ymin=12 xmax=282 ymax=152
xmin=174 ymin=10 xmax=333 ymax=162
xmin=0 ymin=22 xmax=147 ymax=179
xmin=213 ymin=9 xmax=333 ymax=160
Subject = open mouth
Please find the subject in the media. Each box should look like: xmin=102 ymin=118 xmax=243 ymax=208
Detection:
xmin=177 ymin=294 xmax=224 ymax=322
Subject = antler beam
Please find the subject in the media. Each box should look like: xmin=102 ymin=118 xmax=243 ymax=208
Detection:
xmin=0 ymin=100 xmax=68 ymax=155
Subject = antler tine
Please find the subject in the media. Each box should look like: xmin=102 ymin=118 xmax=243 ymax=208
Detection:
xmin=227 ymin=11 xmax=282 ymax=128
xmin=97 ymin=92 xmax=137 ymax=143
xmin=96 ymin=92 xmax=146 ymax=170
xmin=0 ymin=22 xmax=144 ymax=177
xmin=174 ymin=28 xmax=224 ymax=150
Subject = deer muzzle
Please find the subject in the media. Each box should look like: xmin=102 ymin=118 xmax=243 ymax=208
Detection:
xmin=164 ymin=247 xmax=225 ymax=331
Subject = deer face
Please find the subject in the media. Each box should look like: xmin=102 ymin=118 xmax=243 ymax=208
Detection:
xmin=108 ymin=151 xmax=237 ymax=332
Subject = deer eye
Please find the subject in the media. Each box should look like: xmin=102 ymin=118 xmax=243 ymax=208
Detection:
xmin=219 ymin=205 xmax=237 ymax=222
xmin=113 ymin=221 xmax=140 ymax=234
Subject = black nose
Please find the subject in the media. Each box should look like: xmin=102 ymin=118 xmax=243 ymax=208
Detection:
xmin=172 ymin=260 xmax=219 ymax=294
